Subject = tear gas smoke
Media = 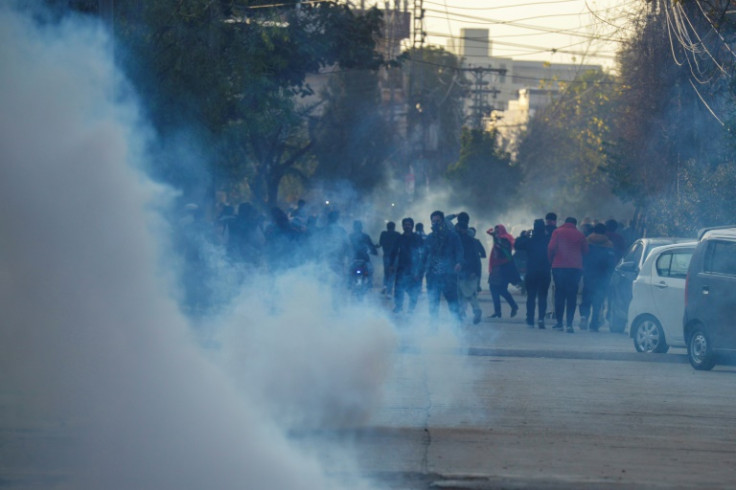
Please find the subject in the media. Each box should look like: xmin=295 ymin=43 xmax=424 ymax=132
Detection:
xmin=0 ymin=5 xmax=392 ymax=489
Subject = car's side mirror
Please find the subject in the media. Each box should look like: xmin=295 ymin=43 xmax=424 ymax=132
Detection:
xmin=618 ymin=261 xmax=637 ymax=273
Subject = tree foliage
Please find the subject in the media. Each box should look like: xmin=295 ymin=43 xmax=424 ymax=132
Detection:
xmin=402 ymin=47 xmax=468 ymax=194
xmin=607 ymin=2 xmax=736 ymax=236
xmin=311 ymin=68 xmax=392 ymax=194
xmin=64 ymin=0 xmax=387 ymax=207
xmin=445 ymin=127 xmax=520 ymax=212
xmin=515 ymin=70 xmax=620 ymax=218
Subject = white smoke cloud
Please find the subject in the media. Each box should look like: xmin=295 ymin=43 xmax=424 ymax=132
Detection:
xmin=0 ymin=5 xmax=392 ymax=489
xmin=217 ymin=266 xmax=397 ymax=429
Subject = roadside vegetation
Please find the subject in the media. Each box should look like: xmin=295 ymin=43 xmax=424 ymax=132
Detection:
xmin=53 ymin=1 xmax=736 ymax=234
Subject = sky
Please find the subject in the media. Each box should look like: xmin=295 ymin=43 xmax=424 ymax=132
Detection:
xmin=390 ymin=0 xmax=644 ymax=70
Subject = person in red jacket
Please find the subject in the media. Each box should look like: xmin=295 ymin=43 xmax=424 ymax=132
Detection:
xmin=548 ymin=217 xmax=589 ymax=333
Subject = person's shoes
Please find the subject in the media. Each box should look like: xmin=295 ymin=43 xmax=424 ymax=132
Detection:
xmin=510 ymin=306 xmax=518 ymax=318
xmin=553 ymin=323 xmax=563 ymax=330
xmin=538 ymin=320 xmax=546 ymax=329
xmin=490 ymin=313 xmax=501 ymax=318
xmin=392 ymin=306 xmax=402 ymax=314
xmin=579 ymin=316 xmax=589 ymax=330
xmin=566 ymin=326 xmax=575 ymax=333
xmin=526 ymin=319 xmax=534 ymax=328
xmin=473 ymin=311 xmax=482 ymax=324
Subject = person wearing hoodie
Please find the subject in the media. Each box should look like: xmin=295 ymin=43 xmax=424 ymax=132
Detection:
xmin=514 ymin=219 xmax=552 ymax=328
xmin=487 ymin=224 xmax=520 ymax=319
xmin=548 ymin=217 xmax=589 ymax=332
xmin=579 ymin=222 xmax=617 ymax=331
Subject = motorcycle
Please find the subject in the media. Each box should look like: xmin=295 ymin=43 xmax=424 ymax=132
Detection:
xmin=348 ymin=258 xmax=372 ymax=299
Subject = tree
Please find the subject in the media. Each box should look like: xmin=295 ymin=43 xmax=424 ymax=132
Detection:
xmin=308 ymin=8 xmax=389 ymax=198
xmin=402 ymin=47 xmax=468 ymax=196
xmin=515 ymin=69 xmax=621 ymax=218
xmin=105 ymin=1 xmax=386 ymax=207
xmin=445 ymin=127 xmax=520 ymax=212
xmin=607 ymin=2 xmax=736 ymax=236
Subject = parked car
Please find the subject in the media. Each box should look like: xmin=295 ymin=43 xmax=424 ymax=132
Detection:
xmin=628 ymin=242 xmax=696 ymax=353
xmin=608 ymin=237 xmax=692 ymax=333
xmin=684 ymin=226 xmax=736 ymax=370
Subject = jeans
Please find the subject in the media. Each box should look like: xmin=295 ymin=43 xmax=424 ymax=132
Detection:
xmin=579 ymin=273 xmax=610 ymax=329
xmin=427 ymin=272 xmax=460 ymax=320
xmin=525 ymin=269 xmax=551 ymax=323
xmin=394 ymin=271 xmax=420 ymax=312
xmin=552 ymin=268 xmax=582 ymax=327
xmin=490 ymin=282 xmax=517 ymax=316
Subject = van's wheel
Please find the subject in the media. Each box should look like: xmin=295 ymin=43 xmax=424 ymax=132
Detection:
xmin=688 ymin=327 xmax=716 ymax=370
xmin=632 ymin=315 xmax=669 ymax=353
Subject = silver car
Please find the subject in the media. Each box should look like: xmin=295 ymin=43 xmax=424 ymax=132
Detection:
xmin=628 ymin=242 xmax=697 ymax=353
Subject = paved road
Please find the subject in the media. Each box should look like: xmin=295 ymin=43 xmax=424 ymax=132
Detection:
xmin=3 ymin=291 xmax=736 ymax=489
xmin=301 ymin=292 xmax=736 ymax=489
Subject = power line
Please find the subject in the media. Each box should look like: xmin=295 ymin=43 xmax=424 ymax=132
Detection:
xmin=423 ymin=0 xmax=582 ymax=11
xmin=423 ymin=7 xmax=626 ymax=42
xmin=424 ymin=30 xmax=618 ymax=59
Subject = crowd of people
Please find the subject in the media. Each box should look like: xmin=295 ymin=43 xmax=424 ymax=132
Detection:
xmin=179 ymin=199 xmax=638 ymax=330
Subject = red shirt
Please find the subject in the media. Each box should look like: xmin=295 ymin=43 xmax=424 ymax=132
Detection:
xmin=548 ymin=222 xmax=589 ymax=269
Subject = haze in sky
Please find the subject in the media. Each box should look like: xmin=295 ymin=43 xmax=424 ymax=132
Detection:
xmin=419 ymin=0 xmax=641 ymax=69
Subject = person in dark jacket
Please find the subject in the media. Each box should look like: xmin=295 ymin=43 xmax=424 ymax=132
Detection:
xmin=389 ymin=217 xmax=424 ymax=314
xmin=515 ymin=219 xmax=551 ymax=328
xmin=605 ymin=219 xmax=627 ymax=262
xmin=545 ymin=212 xmax=558 ymax=238
xmin=548 ymin=216 xmax=589 ymax=332
xmin=579 ymin=223 xmax=617 ymax=332
xmin=424 ymin=210 xmax=464 ymax=321
xmin=469 ymin=227 xmax=487 ymax=292
xmin=457 ymin=221 xmax=484 ymax=324
xmin=487 ymin=224 xmax=520 ymax=319
xmin=379 ymin=221 xmax=401 ymax=296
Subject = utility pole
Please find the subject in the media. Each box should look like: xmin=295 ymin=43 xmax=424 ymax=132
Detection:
xmin=406 ymin=0 xmax=426 ymax=200
xmin=461 ymin=66 xmax=506 ymax=130
xmin=412 ymin=0 xmax=424 ymax=49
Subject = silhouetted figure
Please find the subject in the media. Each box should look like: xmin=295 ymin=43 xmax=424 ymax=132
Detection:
xmin=548 ymin=217 xmax=589 ymax=333
xmin=389 ymin=217 xmax=424 ymax=314
xmin=457 ymin=221 xmax=484 ymax=324
xmin=579 ymin=223 xmax=617 ymax=332
xmin=487 ymin=224 xmax=520 ymax=319
xmin=515 ymin=219 xmax=551 ymax=328
xmin=469 ymin=227 xmax=486 ymax=292
xmin=379 ymin=221 xmax=401 ymax=296
xmin=415 ymin=223 xmax=427 ymax=241
xmin=605 ymin=219 xmax=627 ymax=262
xmin=424 ymin=210 xmax=463 ymax=321
xmin=545 ymin=212 xmax=558 ymax=238
xmin=349 ymin=220 xmax=378 ymax=277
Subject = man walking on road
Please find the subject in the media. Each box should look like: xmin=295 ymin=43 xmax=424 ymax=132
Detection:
xmin=379 ymin=221 xmax=401 ymax=296
xmin=389 ymin=217 xmax=424 ymax=314
xmin=424 ymin=210 xmax=463 ymax=322
xmin=548 ymin=216 xmax=588 ymax=333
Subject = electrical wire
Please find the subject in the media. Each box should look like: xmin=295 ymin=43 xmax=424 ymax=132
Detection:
xmin=423 ymin=0 xmax=582 ymax=11
xmin=424 ymin=30 xmax=617 ymax=59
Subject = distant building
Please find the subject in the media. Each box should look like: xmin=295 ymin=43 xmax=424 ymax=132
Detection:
xmin=448 ymin=27 xmax=603 ymax=158
xmin=487 ymin=88 xmax=557 ymax=160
